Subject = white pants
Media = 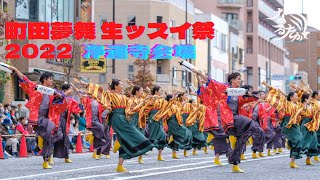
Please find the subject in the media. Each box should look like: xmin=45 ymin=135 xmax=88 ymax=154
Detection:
xmin=6 ymin=138 xmax=19 ymax=153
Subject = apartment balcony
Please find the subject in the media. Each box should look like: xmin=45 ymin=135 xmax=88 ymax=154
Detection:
xmin=247 ymin=0 xmax=253 ymax=7
xmin=217 ymin=0 xmax=244 ymax=8
xmin=275 ymin=0 xmax=284 ymax=8
xmin=259 ymin=0 xmax=277 ymax=19
xmin=246 ymin=22 xmax=253 ymax=33
xmin=156 ymin=74 xmax=170 ymax=83
xmin=225 ymin=18 xmax=243 ymax=31
xmin=258 ymin=24 xmax=284 ymax=48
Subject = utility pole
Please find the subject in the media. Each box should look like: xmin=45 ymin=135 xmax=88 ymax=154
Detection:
xmin=112 ymin=0 xmax=115 ymax=79
xmin=268 ymin=36 xmax=277 ymax=85
xmin=185 ymin=0 xmax=189 ymax=93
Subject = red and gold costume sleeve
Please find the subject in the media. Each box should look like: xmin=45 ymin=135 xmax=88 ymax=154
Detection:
xmin=197 ymin=84 xmax=219 ymax=131
xmin=206 ymin=78 xmax=234 ymax=131
xmin=239 ymin=101 xmax=256 ymax=119
xmin=18 ymin=75 xmax=68 ymax=125
xmin=304 ymin=99 xmax=320 ymax=132
xmin=153 ymin=101 xmax=183 ymax=126
xmin=238 ymin=96 xmax=258 ymax=114
xmin=66 ymin=98 xmax=83 ymax=133
xmin=81 ymin=96 xmax=106 ymax=128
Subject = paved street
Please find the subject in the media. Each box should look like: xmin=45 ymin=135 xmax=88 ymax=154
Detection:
xmin=1 ymin=148 xmax=320 ymax=180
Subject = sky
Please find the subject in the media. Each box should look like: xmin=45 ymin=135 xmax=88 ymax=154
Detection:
xmin=284 ymin=0 xmax=320 ymax=30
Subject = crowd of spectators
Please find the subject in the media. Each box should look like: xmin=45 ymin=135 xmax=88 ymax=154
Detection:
xmin=0 ymin=103 xmax=91 ymax=159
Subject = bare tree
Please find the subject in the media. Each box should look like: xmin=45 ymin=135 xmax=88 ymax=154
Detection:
xmin=132 ymin=58 xmax=156 ymax=88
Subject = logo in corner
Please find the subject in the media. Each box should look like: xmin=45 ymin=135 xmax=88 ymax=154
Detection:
xmin=267 ymin=8 xmax=310 ymax=42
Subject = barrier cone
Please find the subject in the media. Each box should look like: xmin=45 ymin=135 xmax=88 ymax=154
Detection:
xmin=0 ymin=136 xmax=4 ymax=159
xmin=89 ymin=143 xmax=94 ymax=152
xmin=75 ymin=133 xmax=83 ymax=153
xmin=19 ymin=134 xmax=28 ymax=157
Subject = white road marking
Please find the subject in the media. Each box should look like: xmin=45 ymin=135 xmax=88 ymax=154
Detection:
xmin=62 ymin=153 xmax=290 ymax=180
xmin=0 ymin=151 xmax=289 ymax=180
xmin=113 ymin=154 xmax=291 ymax=180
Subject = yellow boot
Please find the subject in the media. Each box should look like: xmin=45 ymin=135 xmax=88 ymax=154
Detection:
xmin=267 ymin=149 xmax=273 ymax=156
xmin=232 ymin=165 xmax=245 ymax=173
xmin=273 ymin=148 xmax=278 ymax=154
xmin=65 ymin=158 xmax=73 ymax=163
xmin=229 ymin=136 xmax=237 ymax=150
xmin=248 ymin=137 xmax=253 ymax=145
xmin=172 ymin=151 xmax=180 ymax=159
xmin=138 ymin=156 xmax=144 ymax=164
xmin=314 ymin=156 xmax=320 ymax=162
xmin=157 ymin=155 xmax=165 ymax=161
xmin=240 ymin=154 xmax=246 ymax=160
xmin=258 ymin=152 xmax=265 ymax=157
xmin=106 ymin=155 xmax=111 ymax=159
xmin=286 ymin=143 xmax=291 ymax=150
xmin=204 ymin=146 xmax=208 ymax=154
xmin=192 ymin=149 xmax=197 ymax=155
xmin=290 ymin=161 xmax=299 ymax=168
xmin=42 ymin=161 xmax=52 ymax=169
xmin=184 ymin=150 xmax=188 ymax=157
xmin=214 ymin=157 xmax=222 ymax=166
xmin=210 ymin=145 xmax=215 ymax=150
xmin=168 ymin=135 xmax=174 ymax=144
xmin=49 ymin=156 xmax=54 ymax=165
xmin=113 ymin=140 xmax=121 ymax=153
xmin=116 ymin=165 xmax=128 ymax=173
xmin=306 ymin=158 xmax=314 ymax=165
xmin=38 ymin=136 xmax=44 ymax=150
xmin=278 ymin=148 xmax=283 ymax=153
xmin=206 ymin=133 xmax=214 ymax=143
xmin=92 ymin=152 xmax=100 ymax=160
xmin=252 ymin=152 xmax=259 ymax=159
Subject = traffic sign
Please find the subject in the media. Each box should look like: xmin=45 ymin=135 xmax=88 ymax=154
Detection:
xmin=271 ymin=74 xmax=288 ymax=80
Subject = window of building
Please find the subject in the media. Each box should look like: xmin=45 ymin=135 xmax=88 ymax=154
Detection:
xmin=157 ymin=16 xmax=163 ymax=23
xmin=239 ymin=48 xmax=244 ymax=64
xmin=63 ymin=0 xmax=69 ymax=21
xmin=128 ymin=65 xmax=134 ymax=73
xmin=172 ymin=67 xmax=177 ymax=78
xmin=170 ymin=19 xmax=176 ymax=39
xmin=182 ymin=71 xmax=186 ymax=87
xmin=99 ymin=74 xmax=106 ymax=84
xmin=128 ymin=65 xmax=134 ymax=80
xmin=15 ymin=0 xmax=74 ymax=22
xmin=157 ymin=66 xmax=162 ymax=74
xmin=128 ymin=15 xmax=136 ymax=26
xmin=212 ymin=30 xmax=218 ymax=47
xmin=187 ymin=29 xmax=191 ymax=44
xmin=222 ymin=13 xmax=238 ymax=20
xmin=216 ymin=31 xmax=221 ymax=49
xmin=57 ymin=0 xmax=63 ymax=21
xmin=14 ymin=74 xmax=24 ymax=101
xmin=0 ymin=0 xmax=8 ymax=12
xmin=318 ymin=58 xmax=320 ymax=65
xmin=221 ymin=34 xmax=227 ymax=52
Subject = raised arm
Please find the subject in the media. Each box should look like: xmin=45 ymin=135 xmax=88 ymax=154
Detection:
xmin=8 ymin=65 xmax=24 ymax=80
xmin=192 ymin=69 xmax=208 ymax=83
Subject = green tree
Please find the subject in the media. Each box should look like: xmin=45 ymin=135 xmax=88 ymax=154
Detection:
xmin=0 ymin=10 xmax=14 ymax=102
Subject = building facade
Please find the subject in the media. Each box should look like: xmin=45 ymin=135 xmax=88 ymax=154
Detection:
xmin=1 ymin=0 xmax=93 ymax=104
xmin=285 ymin=26 xmax=320 ymax=90
xmin=93 ymin=0 xmax=196 ymax=93
xmin=244 ymin=0 xmax=286 ymax=90
xmin=195 ymin=0 xmax=245 ymax=83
